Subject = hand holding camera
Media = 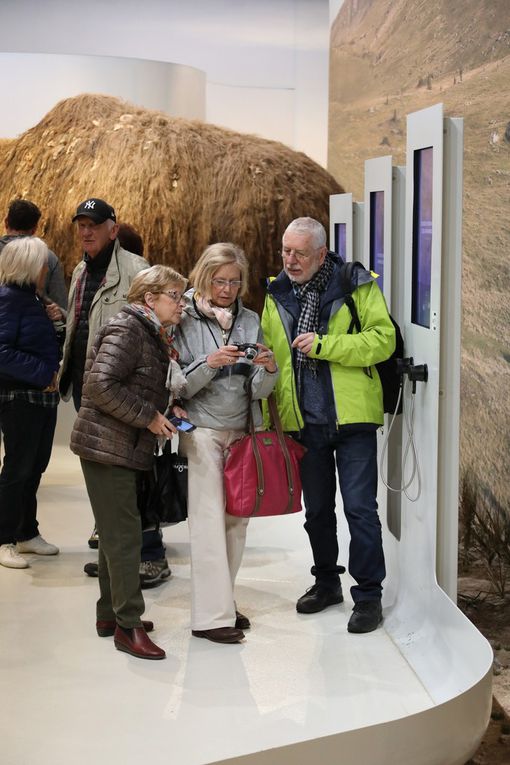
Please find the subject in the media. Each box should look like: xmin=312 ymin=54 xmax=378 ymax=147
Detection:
xmin=235 ymin=342 xmax=259 ymax=361
xmin=252 ymin=342 xmax=277 ymax=373
xmin=206 ymin=342 xmax=275 ymax=372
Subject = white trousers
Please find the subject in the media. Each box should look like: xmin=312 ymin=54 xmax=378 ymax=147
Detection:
xmin=179 ymin=427 xmax=249 ymax=631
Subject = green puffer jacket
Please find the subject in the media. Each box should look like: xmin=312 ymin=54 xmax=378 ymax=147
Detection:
xmin=261 ymin=255 xmax=396 ymax=431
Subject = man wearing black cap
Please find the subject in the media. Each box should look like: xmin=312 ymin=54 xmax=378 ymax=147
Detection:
xmin=60 ymin=199 xmax=172 ymax=588
xmin=59 ymin=198 xmax=147 ymax=410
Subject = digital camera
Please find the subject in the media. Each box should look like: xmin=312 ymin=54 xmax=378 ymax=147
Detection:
xmin=235 ymin=343 xmax=259 ymax=361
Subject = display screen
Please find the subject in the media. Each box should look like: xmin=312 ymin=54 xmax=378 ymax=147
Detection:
xmin=411 ymin=147 xmax=433 ymax=327
xmin=334 ymin=222 xmax=347 ymax=259
xmin=369 ymin=190 xmax=384 ymax=294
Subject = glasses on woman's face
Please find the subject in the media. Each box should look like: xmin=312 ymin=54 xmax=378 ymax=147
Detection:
xmin=162 ymin=289 xmax=185 ymax=303
xmin=211 ymin=278 xmax=242 ymax=290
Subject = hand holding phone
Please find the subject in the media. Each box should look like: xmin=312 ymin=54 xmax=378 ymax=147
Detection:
xmin=170 ymin=415 xmax=196 ymax=432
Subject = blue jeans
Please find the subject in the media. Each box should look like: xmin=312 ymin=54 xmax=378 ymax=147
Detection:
xmin=299 ymin=424 xmax=385 ymax=602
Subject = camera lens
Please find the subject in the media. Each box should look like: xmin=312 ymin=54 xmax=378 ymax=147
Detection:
xmin=245 ymin=346 xmax=257 ymax=361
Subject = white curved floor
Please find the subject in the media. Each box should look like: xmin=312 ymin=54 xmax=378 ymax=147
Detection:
xmin=0 ymin=438 xmax=492 ymax=765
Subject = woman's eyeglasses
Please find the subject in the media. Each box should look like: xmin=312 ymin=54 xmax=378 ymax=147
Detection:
xmin=211 ymin=278 xmax=242 ymax=289
xmin=162 ymin=290 xmax=185 ymax=303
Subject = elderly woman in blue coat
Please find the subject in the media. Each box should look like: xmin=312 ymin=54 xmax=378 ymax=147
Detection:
xmin=0 ymin=237 xmax=60 ymax=569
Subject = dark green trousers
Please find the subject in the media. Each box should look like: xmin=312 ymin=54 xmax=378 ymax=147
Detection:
xmin=80 ymin=459 xmax=145 ymax=628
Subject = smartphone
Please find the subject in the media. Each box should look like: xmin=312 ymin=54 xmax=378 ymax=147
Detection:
xmin=170 ymin=415 xmax=196 ymax=432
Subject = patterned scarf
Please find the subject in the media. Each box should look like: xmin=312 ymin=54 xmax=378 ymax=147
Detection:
xmin=129 ymin=303 xmax=186 ymax=399
xmin=194 ymin=295 xmax=234 ymax=331
xmin=294 ymin=254 xmax=335 ymax=373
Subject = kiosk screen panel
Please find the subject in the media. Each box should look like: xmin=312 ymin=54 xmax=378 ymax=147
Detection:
xmin=369 ymin=190 xmax=384 ymax=294
xmin=412 ymin=147 xmax=433 ymax=327
xmin=334 ymin=223 xmax=347 ymax=259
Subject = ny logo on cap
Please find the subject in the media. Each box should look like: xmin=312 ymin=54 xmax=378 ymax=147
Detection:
xmin=84 ymin=200 xmax=96 ymax=210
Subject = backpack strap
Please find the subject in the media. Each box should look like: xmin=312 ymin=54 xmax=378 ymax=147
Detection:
xmin=340 ymin=261 xmax=365 ymax=335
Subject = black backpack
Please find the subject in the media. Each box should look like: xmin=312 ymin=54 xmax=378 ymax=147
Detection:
xmin=339 ymin=261 xmax=404 ymax=415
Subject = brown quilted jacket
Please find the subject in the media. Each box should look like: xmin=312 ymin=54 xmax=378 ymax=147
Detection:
xmin=70 ymin=306 xmax=170 ymax=470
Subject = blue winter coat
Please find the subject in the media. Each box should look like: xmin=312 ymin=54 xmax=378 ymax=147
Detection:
xmin=0 ymin=283 xmax=59 ymax=390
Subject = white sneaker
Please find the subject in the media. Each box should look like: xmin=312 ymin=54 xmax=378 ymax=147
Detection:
xmin=0 ymin=543 xmax=29 ymax=569
xmin=16 ymin=535 xmax=59 ymax=556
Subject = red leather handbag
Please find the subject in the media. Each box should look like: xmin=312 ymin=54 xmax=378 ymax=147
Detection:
xmin=224 ymin=393 xmax=306 ymax=517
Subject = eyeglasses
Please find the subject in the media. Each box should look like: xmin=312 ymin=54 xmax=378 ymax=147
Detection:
xmin=211 ymin=278 xmax=242 ymax=289
xmin=279 ymin=246 xmax=321 ymax=262
xmin=161 ymin=289 xmax=185 ymax=303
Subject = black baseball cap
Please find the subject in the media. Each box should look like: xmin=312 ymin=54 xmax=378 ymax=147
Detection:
xmin=72 ymin=198 xmax=116 ymax=224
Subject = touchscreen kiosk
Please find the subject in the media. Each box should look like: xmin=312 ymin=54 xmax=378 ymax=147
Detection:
xmin=411 ymin=146 xmax=433 ymax=327
xmin=334 ymin=222 xmax=347 ymax=260
xmin=369 ymin=190 xmax=385 ymax=293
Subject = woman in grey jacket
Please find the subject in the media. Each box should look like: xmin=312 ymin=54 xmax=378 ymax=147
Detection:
xmin=173 ymin=243 xmax=278 ymax=644
xmin=71 ymin=265 xmax=187 ymax=661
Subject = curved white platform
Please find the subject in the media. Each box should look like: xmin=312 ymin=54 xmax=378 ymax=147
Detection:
xmin=0 ymin=419 xmax=492 ymax=765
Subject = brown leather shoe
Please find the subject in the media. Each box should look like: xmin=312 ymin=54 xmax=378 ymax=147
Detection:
xmin=113 ymin=626 xmax=166 ymax=660
xmin=96 ymin=619 xmax=154 ymax=637
xmin=235 ymin=610 xmax=251 ymax=630
xmin=192 ymin=627 xmax=245 ymax=644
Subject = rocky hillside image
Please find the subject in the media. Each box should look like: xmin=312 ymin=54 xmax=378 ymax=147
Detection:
xmin=329 ymin=0 xmax=510 ymax=517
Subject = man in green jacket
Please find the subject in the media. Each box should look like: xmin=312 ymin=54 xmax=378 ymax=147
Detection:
xmin=262 ymin=217 xmax=395 ymax=633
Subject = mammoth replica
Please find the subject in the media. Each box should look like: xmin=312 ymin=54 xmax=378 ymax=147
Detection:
xmin=0 ymin=93 xmax=343 ymax=308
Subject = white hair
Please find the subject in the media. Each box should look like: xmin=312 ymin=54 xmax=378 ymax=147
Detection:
xmin=284 ymin=217 xmax=327 ymax=249
xmin=0 ymin=236 xmax=48 ymax=287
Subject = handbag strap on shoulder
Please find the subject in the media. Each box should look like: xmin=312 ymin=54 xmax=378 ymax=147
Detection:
xmin=246 ymin=389 xmax=296 ymax=514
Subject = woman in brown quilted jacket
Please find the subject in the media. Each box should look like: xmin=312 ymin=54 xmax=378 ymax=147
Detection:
xmin=71 ymin=265 xmax=187 ymax=661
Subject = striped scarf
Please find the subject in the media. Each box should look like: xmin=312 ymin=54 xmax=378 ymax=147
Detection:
xmin=294 ymin=254 xmax=334 ymax=373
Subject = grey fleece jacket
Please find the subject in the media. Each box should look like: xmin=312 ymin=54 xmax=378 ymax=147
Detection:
xmin=172 ymin=290 xmax=278 ymax=431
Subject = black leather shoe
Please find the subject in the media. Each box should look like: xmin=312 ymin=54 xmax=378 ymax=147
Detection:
xmin=114 ymin=626 xmax=166 ymax=659
xmin=347 ymin=600 xmax=383 ymax=633
xmin=192 ymin=627 xmax=245 ymax=643
xmin=296 ymin=583 xmax=343 ymax=614
xmin=96 ymin=619 xmax=154 ymax=637
xmin=235 ymin=610 xmax=251 ymax=630
xmin=84 ymin=561 xmax=98 ymax=577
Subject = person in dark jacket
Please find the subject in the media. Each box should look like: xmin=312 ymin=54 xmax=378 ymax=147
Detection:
xmin=0 ymin=237 xmax=60 ymax=569
xmin=0 ymin=199 xmax=68 ymax=317
xmin=70 ymin=265 xmax=187 ymax=661
xmin=82 ymin=221 xmax=170 ymax=586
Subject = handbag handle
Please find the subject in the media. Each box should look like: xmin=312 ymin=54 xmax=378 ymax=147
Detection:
xmin=247 ymin=391 xmax=296 ymax=514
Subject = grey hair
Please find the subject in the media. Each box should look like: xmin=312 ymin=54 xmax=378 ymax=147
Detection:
xmin=284 ymin=217 xmax=327 ymax=249
xmin=0 ymin=236 xmax=48 ymax=287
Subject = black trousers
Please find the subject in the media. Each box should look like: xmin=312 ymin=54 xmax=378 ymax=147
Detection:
xmin=0 ymin=398 xmax=57 ymax=545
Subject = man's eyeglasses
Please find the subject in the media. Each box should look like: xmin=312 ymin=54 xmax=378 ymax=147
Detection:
xmin=162 ymin=290 xmax=185 ymax=303
xmin=211 ymin=278 xmax=242 ymax=289
xmin=279 ymin=247 xmax=320 ymax=262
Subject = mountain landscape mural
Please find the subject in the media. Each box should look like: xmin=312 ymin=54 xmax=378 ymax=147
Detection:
xmin=329 ymin=0 xmax=510 ymax=517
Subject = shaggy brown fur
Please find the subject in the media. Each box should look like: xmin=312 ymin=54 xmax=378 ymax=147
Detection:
xmin=0 ymin=94 xmax=342 ymax=308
